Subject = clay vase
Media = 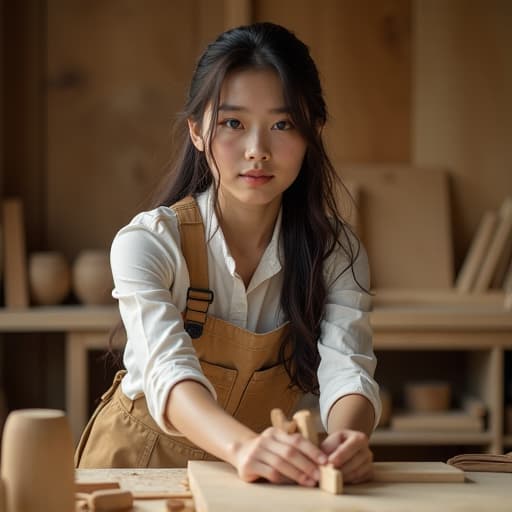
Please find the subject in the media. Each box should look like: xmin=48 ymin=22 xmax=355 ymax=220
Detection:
xmin=28 ymin=251 xmax=71 ymax=305
xmin=72 ymin=250 xmax=114 ymax=305
xmin=1 ymin=409 xmax=74 ymax=512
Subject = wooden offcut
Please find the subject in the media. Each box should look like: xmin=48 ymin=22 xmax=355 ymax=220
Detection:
xmin=292 ymin=410 xmax=318 ymax=446
xmin=2 ymin=198 xmax=30 ymax=308
xmin=319 ymin=464 xmax=343 ymax=494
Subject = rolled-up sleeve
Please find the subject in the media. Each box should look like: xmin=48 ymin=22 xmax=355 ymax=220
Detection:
xmin=317 ymin=233 xmax=381 ymax=432
xmin=110 ymin=209 xmax=216 ymax=434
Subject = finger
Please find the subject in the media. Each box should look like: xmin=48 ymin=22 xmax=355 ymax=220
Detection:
xmin=240 ymin=459 xmax=293 ymax=485
xmin=326 ymin=431 xmax=368 ymax=467
xmin=339 ymin=449 xmax=373 ymax=483
xmin=259 ymin=433 xmax=320 ymax=486
xmin=274 ymin=430 xmax=328 ymax=466
xmin=345 ymin=460 xmax=374 ymax=484
xmin=320 ymin=431 xmax=348 ymax=455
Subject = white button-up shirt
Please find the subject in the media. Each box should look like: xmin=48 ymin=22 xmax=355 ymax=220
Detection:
xmin=111 ymin=188 xmax=381 ymax=434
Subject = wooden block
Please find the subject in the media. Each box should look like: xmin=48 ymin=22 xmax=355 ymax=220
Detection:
xmin=270 ymin=408 xmax=297 ymax=434
xmin=292 ymin=410 xmax=318 ymax=446
xmin=2 ymin=198 xmax=30 ymax=308
xmin=88 ymin=489 xmax=133 ymax=511
xmin=319 ymin=463 xmax=343 ymax=494
xmin=456 ymin=211 xmax=498 ymax=292
xmin=372 ymin=462 xmax=465 ymax=482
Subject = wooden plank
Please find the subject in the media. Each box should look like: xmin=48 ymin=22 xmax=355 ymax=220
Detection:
xmin=2 ymin=198 xmax=29 ymax=308
xmin=338 ymin=166 xmax=453 ymax=288
xmin=473 ymin=201 xmax=512 ymax=292
xmin=372 ymin=462 xmax=464 ymax=483
xmin=456 ymin=211 xmax=498 ymax=293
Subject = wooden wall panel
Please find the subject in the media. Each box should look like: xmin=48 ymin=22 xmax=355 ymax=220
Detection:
xmin=254 ymin=0 xmax=411 ymax=164
xmin=2 ymin=0 xmax=46 ymax=251
xmin=46 ymin=0 xmax=225 ymax=259
xmin=414 ymin=0 xmax=512 ymax=267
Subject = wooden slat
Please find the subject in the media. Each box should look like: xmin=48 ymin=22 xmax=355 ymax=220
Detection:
xmin=2 ymin=198 xmax=29 ymax=307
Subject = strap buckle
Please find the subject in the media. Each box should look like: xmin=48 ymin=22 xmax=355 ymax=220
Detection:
xmin=184 ymin=287 xmax=214 ymax=339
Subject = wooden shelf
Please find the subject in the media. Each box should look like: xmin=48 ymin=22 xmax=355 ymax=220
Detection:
xmin=0 ymin=305 xmax=119 ymax=331
xmin=372 ymin=429 xmax=493 ymax=446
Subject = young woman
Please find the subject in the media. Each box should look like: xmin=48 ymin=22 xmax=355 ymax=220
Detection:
xmin=75 ymin=22 xmax=381 ymax=487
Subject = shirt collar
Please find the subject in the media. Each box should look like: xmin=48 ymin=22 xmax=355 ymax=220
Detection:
xmin=195 ymin=187 xmax=283 ymax=290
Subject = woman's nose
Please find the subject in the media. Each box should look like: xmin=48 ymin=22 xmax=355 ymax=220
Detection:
xmin=245 ymin=130 xmax=270 ymax=161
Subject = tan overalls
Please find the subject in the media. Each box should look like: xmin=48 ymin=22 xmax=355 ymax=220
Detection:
xmin=75 ymin=197 xmax=301 ymax=468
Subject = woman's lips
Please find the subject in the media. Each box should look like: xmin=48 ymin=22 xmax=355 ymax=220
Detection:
xmin=239 ymin=170 xmax=274 ymax=185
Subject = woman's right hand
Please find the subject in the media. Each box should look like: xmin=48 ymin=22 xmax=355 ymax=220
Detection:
xmin=232 ymin=427 xmax=328 ymax=486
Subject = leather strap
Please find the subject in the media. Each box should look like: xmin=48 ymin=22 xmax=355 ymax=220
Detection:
xmin=171 ymin=196 xmax=214 ymax=338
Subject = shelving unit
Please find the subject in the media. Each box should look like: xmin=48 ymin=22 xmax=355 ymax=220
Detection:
xmin=0 ymin=300 xmax=511 ymax=451
xmin=370 ymin=300 xmax=512 ymax=454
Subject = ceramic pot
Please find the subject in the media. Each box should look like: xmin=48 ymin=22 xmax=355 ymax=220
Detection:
xmin=72 ymin=250 xmax=114 ymax=305
xmin=405 ymin=381 xmax=452 ymax=412
xmin=0 ymin=409 xmax=74 ymax=512
xmin=28 ymin=251 xmax=71 ymax=305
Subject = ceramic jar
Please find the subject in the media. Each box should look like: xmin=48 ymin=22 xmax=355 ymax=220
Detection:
xmin=72 ymin=250 xmax=114 ymax=305
xmin=0 ymin=409 xmax=74 ymax=512
xmin=405 ymin=381 xmax=452 ymax=412
xmin=28 ymin=251 xmax=71 ymax=305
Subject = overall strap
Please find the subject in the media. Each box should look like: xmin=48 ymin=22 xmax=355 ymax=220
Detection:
xmin=171 ymin=196 xmax=214 ymax=339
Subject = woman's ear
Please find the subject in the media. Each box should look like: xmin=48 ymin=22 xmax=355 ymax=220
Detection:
xmin=187 ymin=119 xmax=205 ymax=152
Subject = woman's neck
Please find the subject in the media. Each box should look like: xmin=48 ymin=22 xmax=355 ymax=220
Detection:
xmin=216 ymin=193 xmax=281 ymax=285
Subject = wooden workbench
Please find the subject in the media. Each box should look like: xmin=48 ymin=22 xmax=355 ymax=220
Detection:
xmin=76 ymin=466 xmax=512 ymax=511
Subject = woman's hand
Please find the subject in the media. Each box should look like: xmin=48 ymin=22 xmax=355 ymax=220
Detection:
xmin=320 ymin=429 xmax=373 ymax=483
xmin=232 ymin=427 xmax=328 ymax=486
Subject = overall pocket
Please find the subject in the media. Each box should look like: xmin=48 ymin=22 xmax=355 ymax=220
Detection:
xmin=234 ymin=364 xmax=302 ymax=433
xmin=199 ymin=360 xmax=238 ymax=409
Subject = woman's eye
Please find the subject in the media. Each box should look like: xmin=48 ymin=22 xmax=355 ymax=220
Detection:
xmin=273 ymin=120 xmax=292 ymax=130
xmin=222 ymin=119 xmax=242 ymax=129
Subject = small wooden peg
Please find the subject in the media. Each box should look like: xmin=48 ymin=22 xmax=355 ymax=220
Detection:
xmin=319 ymin=463 xmax=343 ymax=494
xmin=292 ymin=410 xmax=318 ymax=446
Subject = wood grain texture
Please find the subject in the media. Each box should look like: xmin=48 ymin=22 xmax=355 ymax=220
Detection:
xmin=2 ymin=198 xmax=29 ymax=307
xmin=254 ymin=0 xmax=411 ymax=163
xmin=372 ymin=462 xmax=464 ymax=483
xmin=338 ymin=165 xmax=453 ymax=288
xmin=187 ymin=461 xmax=479 ymax=512
xmin=414 ymin=0 xmax=512 ymax=269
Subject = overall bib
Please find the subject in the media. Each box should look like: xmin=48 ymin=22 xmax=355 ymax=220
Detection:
xmin=75 ymin=197 xmax=301 ymax=468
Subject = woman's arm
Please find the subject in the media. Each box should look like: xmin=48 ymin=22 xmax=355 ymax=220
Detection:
xmin=326 ymin=393 xmax=375 ymax=436
xmin=165 ymin=380 xmax=327 ymax=486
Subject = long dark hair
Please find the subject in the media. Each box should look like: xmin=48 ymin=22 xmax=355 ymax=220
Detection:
xmin=133 ymin=23 xmax=365 ymax=393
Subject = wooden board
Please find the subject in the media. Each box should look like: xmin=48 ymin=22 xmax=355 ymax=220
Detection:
xmin=338 ymin=166 xmax=453 ymax=289
xmin=188 ymin=461 xmax=469 ymax=512
xmin=372 ymin=462 xmax=464 ymax=482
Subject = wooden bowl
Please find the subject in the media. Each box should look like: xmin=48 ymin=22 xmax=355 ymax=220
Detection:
xmin=404 ymin=381 xmax=451 ymax=412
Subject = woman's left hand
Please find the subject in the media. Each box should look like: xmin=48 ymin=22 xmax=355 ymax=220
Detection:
xmin=320 ymin=429 xmax=373 ymax=483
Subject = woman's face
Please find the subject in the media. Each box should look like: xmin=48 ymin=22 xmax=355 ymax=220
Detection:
xmin=188 ymin=68 xmax=307 ymax=210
